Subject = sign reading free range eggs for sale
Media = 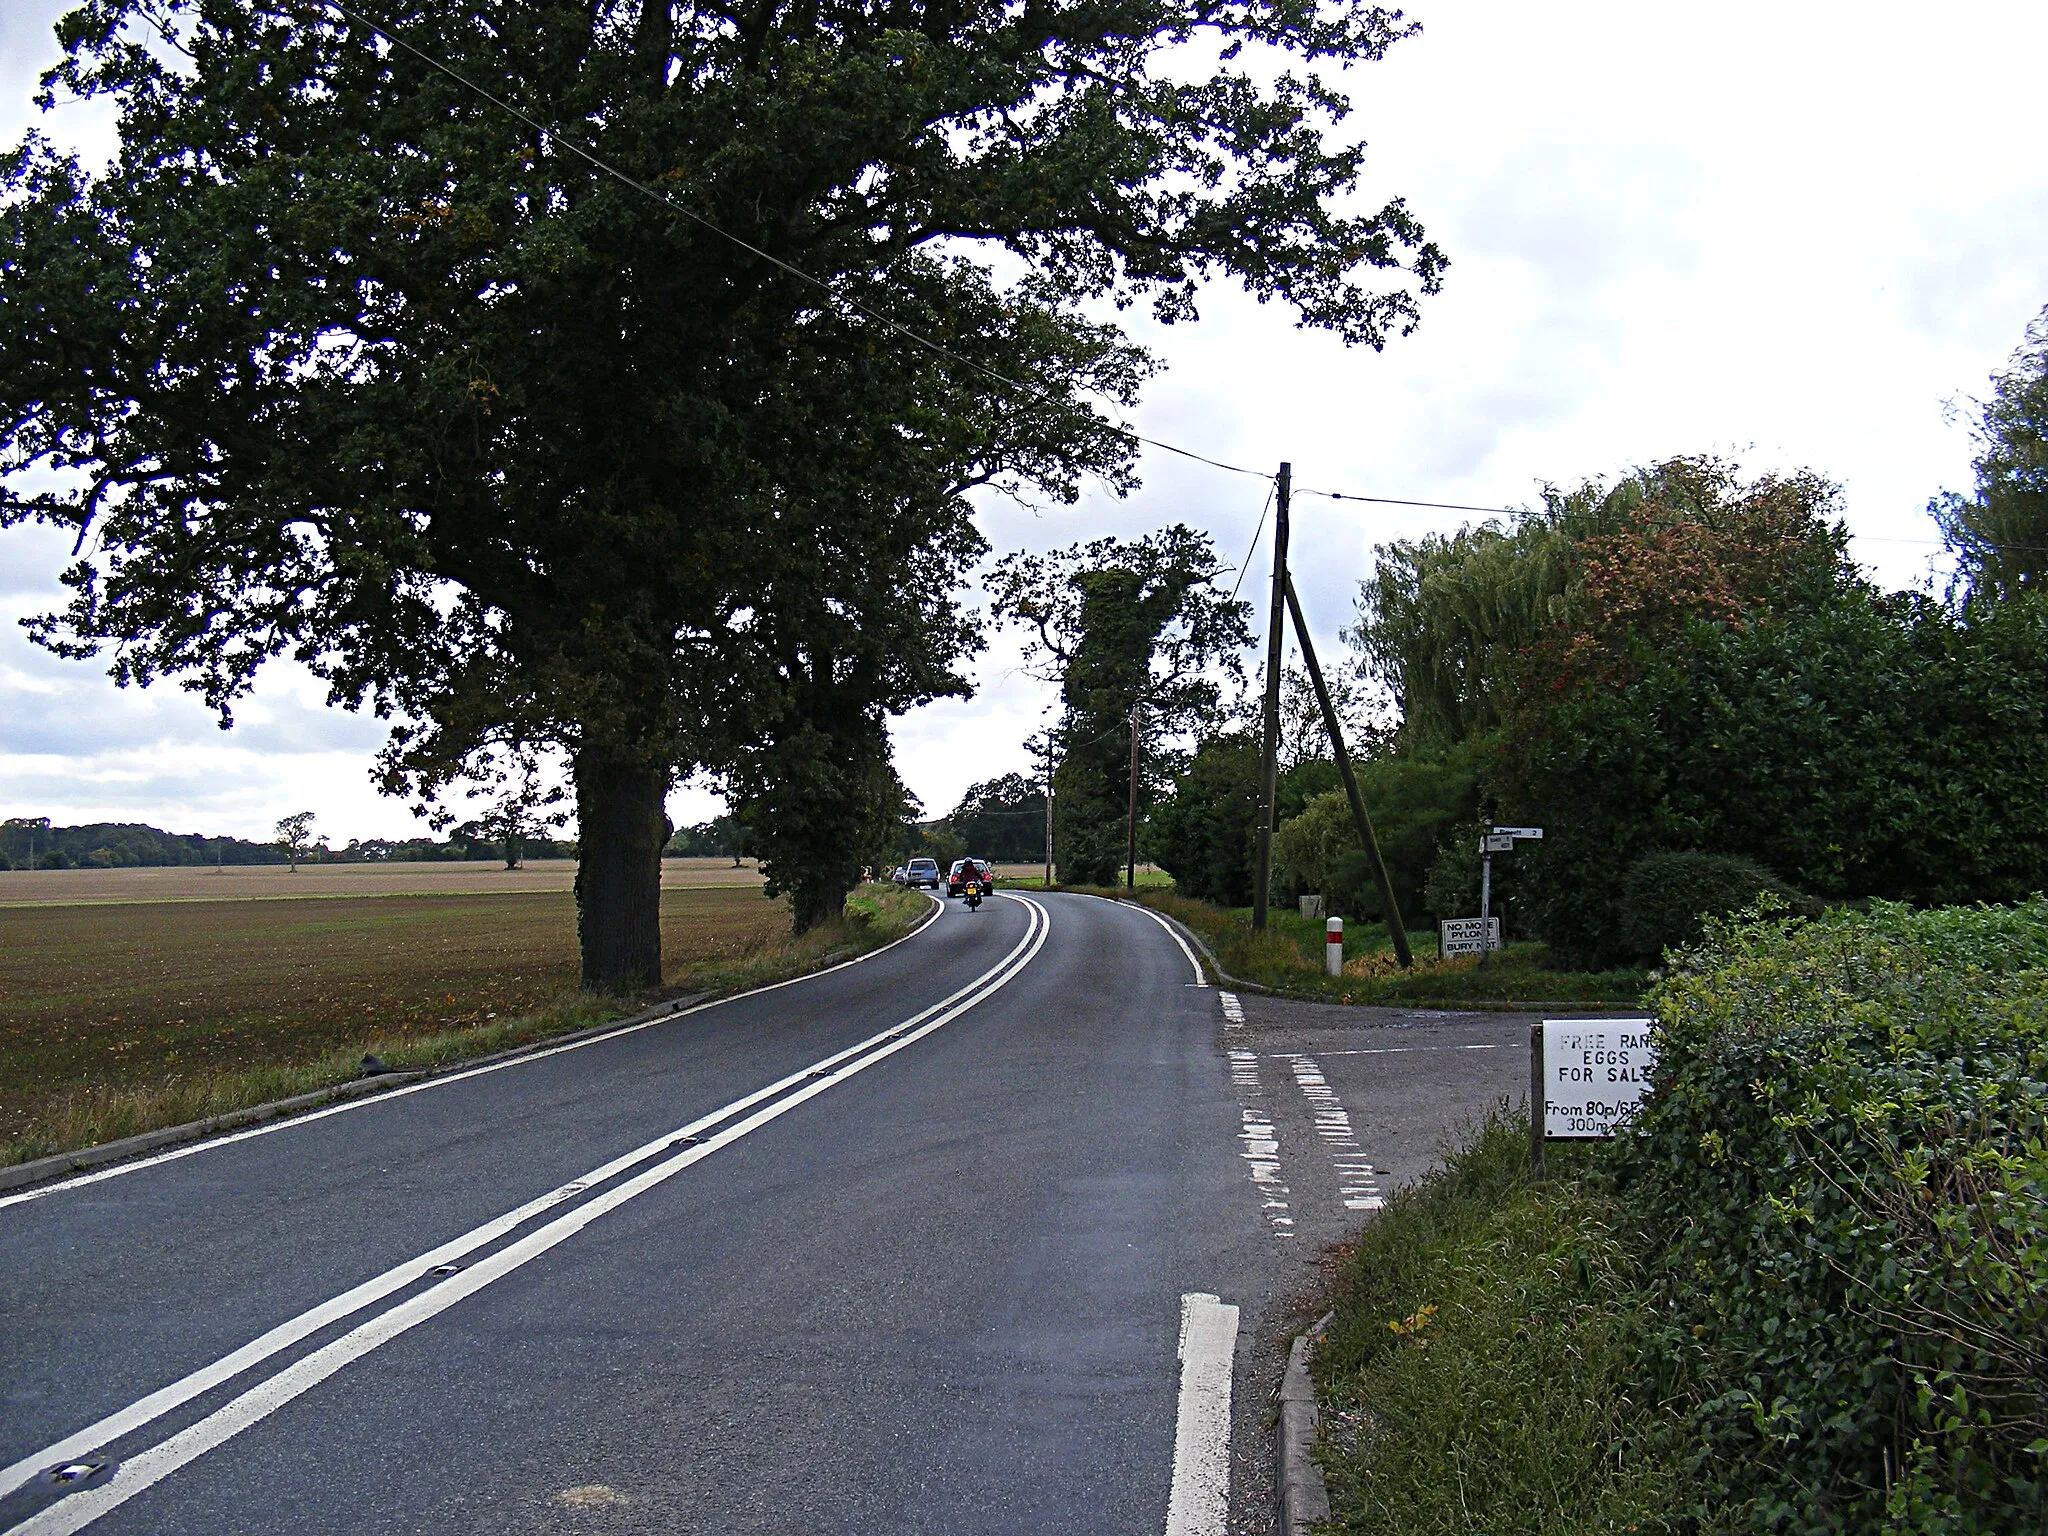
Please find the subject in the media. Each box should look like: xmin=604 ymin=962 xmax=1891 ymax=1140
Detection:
xmin=1539 ymin=1019 xmax=1658 ymax=1138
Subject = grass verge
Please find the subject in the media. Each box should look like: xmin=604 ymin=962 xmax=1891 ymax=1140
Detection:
xmin=1311 ymin=1107 xmax=1692 ymax=1535
xmin=3 ymin=881 xmax=928 ymax=1168
xmin=1061 ymin=887 xmax=1644 ymax=1004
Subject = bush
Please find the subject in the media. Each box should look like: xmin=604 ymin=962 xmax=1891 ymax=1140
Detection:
xmin=1615 ymin=899 xmax=2048 ymax=1532
xmin=1615 ymin=849 xmax=1815 ymax=962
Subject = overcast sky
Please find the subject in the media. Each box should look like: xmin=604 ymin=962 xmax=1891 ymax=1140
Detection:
xmin=4 ymin=1 xmax=2044 ymax=843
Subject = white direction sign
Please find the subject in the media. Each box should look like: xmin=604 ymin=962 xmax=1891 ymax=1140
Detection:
xmin=1480 ymin=833 xmax=1516 ymax=853
xmin=1439 ymin=917 xmax=1501 ymax=955
xmin=1539 ymin=1019 xmax=1657 ymax=1138
xmin=1492 ymin=826 xmax=1544 ymax=840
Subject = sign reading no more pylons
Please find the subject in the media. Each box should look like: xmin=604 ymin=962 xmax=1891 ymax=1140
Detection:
xmin=1530 ymin=1017 xmax=1657 ymax=1174
xmin=1438 ymin=917 xmax=1501 ymax=956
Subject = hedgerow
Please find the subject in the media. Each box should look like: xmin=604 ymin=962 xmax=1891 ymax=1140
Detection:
xmin=1616 ymin=898 xmax=2048 ymax=1531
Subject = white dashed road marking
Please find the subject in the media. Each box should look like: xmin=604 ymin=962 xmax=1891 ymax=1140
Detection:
xmin=1276 ymin=1053 xmax=1384 ymax=1213
xmin=1227 ymin=1045 xmax=1295 ymax=1237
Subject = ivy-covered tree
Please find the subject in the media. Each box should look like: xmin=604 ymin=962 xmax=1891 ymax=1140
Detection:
xmin=0 ymin=0 xmax=1442 ymax=988
xmin=992 ymin=526 xmax=1250 ymax=884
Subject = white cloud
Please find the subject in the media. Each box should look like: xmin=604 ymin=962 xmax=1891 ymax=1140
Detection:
xmin=4 ymin=0 xmax=2041 ymax=838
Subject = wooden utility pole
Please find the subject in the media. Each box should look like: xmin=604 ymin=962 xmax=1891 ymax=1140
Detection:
xmin=1043 ymin=781 xmax=1054 ymax=889
xmin=1284 ymin=573 xmax=1413 ymax=967
xmin=1125 ymin=703 xmax=1141 ymax=891
xmin=1252 ymin=463 xmax=1290 ymax=930
xmin=1038 ymin=737 xmax=1055 ymax=888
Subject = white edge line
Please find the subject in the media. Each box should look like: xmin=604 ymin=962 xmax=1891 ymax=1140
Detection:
xmin=0 ymin=893 xmax=948 ymax=1211
xmin=9 ymin=895 xmax=1051 ymax=1536
xmin=0 ymin=892 xmax=1016 ymax=1504
xmin=1071 ymin=890 xmax=1208 ymax=988
xmin=1164 ymin=1291 xmax=1239 ymax=1536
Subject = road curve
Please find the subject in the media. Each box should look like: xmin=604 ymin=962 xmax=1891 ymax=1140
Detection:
xmin=1 ymin=892 xmax=1268 ymax=1535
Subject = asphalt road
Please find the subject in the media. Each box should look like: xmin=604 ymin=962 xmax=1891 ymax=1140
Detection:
xmin=0 ymin=893 xmax=1584 ymax=1536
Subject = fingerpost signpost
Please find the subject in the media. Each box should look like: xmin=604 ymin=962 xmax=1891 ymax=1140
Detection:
xmin=1474 ymin=825 xmax=1540 ymax=968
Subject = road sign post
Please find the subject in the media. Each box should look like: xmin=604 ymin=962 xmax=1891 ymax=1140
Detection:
xmin=1474 ymin=828 xmax=1539 ymax=969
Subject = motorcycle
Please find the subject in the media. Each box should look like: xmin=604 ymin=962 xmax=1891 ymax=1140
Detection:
xmin=963 ymin=878 xmax=983 ymax=912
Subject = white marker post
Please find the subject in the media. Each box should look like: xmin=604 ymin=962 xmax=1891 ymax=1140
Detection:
xmin=1529 ymin=1017 xmax=1657 ymax=1176
xmin=1325 ymin=917 xmax=1344 ymax=976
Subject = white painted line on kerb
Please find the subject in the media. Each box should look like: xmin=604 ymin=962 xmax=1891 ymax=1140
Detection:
xmin=1164 ymin=1292 xmax=1239 ymax=1536
xmin=1 ymin=897 xmax=1046 ymax=1530
xmin=0 ymin=893 xmax=948 ymax=1212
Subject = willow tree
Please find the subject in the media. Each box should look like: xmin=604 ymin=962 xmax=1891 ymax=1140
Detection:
xmin=1 ymin=0 xmax=1443 ymax=989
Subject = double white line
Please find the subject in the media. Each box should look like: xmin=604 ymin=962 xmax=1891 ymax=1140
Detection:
xmin=2 ymin=894 xmax=1049 ymax=1536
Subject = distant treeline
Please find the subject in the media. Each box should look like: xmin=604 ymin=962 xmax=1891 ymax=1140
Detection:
xmin=0 ymin=819 xmax=577 ymax=870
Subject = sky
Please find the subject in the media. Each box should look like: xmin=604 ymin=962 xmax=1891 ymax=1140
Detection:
xmin=3 ymin=1 xmax=2045 ymax=844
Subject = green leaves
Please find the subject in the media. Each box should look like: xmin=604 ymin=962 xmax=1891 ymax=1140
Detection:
xmin=1618 ymin=901 xmax=2048 ymax=1530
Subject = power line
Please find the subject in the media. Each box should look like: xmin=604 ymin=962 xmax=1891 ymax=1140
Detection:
xmin=1295 ymin=487 xmax=1530 ymax=517
xmin=1227 ymin=480 xmax=1276 ymax=604
xmin=316 ymin=0 xmax=1274 ymax=483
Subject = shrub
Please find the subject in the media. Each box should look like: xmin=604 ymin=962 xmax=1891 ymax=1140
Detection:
xmin=1615 ymin=849 xmax=1815 ymax=962
xmin=1615 ymin=899 xmax=2048 ymax=1532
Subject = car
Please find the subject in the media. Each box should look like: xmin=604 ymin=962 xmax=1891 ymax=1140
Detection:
xmin=889 ymin=866 xmax=907 ymax=885
xmin=903 ymin=856 xmax=942 ymax=890
xmin=947 ymin=857 xmax=994 ymax=897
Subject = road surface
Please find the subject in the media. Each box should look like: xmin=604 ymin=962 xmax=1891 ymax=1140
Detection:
xmin=0 ymin=892 xmax=1562 ymax=1535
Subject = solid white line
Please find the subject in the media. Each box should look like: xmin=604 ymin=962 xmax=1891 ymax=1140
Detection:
xmin=0 ymin=896 xmax=1039 ymax=1516
xmin=0 ymin=893 xmax=946 ymax=1212
xmin=1116 ymin=899 xmax=1208 ymax=987
xmin=1281 ymin=1042 xmax=1505 ymax=1058
xmin=1164 ymin=1291 xmax=1240 ymax=1536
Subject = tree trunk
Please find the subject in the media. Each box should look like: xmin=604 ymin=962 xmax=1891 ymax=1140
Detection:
xmin=574 ymin=747 xmax=669 ymax=993
xmin=789 ymin=873 xmax=851 ymax=936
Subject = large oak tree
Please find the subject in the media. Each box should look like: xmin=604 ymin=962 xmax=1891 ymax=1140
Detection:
xmin=1 ymin=0 xmax=1442 ymax=988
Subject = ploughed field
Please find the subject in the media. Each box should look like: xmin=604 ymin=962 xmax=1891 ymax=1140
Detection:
xmin=0 ymin=874 xmax=793 ymax=1155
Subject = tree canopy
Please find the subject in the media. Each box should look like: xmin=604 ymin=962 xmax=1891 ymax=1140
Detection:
xmin=1 ymin=0 xmax=1442 ymax=986
xmin=1933 ymin=304 xmax=2048 ymax=601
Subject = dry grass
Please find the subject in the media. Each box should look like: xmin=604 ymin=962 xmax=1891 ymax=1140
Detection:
xmin=0 ymin=882 xmax=927 ymax=1165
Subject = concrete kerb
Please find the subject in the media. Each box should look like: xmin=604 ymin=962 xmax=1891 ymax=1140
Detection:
xmin=0 ymin=993 xmax=711 ymax=1197
xmin=1278 ymin=1310 xmax=1336 ymax=1536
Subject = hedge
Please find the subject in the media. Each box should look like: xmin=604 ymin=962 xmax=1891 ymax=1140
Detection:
xmin=1616 ymin=898 xmax=2048 ymax=1532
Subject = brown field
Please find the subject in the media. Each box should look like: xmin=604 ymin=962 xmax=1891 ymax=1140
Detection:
xmin=0 ymin=882 xmax=818 ymax=1159
xmin=0 ymin=856 xmax=763 ymax=906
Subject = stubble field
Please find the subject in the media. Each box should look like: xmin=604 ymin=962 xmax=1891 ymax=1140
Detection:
xmin=0 ymin=863 xmax=922 ymax=1164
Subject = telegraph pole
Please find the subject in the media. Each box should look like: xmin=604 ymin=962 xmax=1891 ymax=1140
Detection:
xmin=1037 ymin=736 xmax=1056 ymax=888
xmin=1125 ymin=702 xmax=1142 ymax=891
xmin=1252 ymin=462 xmax=1290 ymax=930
